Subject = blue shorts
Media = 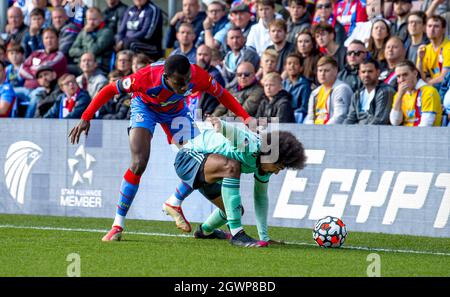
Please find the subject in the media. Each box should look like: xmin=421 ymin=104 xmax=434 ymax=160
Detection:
xmin=129 ymin=96 xmax=200 ymax=144
xmin=174 ymin=148 xmax=222 ymax=200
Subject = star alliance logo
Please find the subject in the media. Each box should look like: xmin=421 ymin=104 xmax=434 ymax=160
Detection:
xmin=4 ymin=141 xmax=42 ymax=205
xmin=68 ymin=145 xmax=96 ymax=186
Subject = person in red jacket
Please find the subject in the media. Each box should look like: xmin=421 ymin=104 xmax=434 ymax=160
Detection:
xmin=69 ymin=54 xmax=251 ymax=241
xmin=19 ymin=27 xmax=67 ymax=89
xmin=334 ymin=0 xmax=368 ymax=35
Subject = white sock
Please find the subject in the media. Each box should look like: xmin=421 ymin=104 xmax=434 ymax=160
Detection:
xmin=230 ymin=227 xmax=243 ymax=237
xmin=113 ymin=214 xmax=125 ymax=228
xmin=166 ymin=194 xmax=182 ymax=207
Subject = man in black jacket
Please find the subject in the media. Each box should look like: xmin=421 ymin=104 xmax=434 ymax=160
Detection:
xmin=344 ymin=58 xmax=395 ymax=125
xmin=338 ymin=39 xmax=367 ymax=92
xmin=32 ymin=65 xmax=63 ymax=118
xmin=256 ymin=72 xmax=295 ymax=123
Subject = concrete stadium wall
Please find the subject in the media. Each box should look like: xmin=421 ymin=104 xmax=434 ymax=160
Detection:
xmin=0 ymin=119 xmax=449 ymax=238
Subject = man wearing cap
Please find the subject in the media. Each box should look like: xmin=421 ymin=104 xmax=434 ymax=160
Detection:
xmin=28 ymin=65 xmax=63 ymax=118
xmin=390 ymin=0 xmax=412 ymax=43
xmin=213 ymin=1 xmax=256 ymax=53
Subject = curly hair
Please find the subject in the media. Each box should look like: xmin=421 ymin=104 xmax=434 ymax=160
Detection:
xmin=260 ymin=131 xmax=307 ymax=170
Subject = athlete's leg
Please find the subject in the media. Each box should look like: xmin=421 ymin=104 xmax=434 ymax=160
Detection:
xmin=202 ymin=155 xmax=266 ymax=247
xmin=103 ymin=97 xmax=155 ymax=242
xmin=114 ymin=127 xmax=151 ymax=224
xmin=162 ymin=109 xmax=200 ymax=231
xmin=102 ymin=128 xmax=151 ymax=242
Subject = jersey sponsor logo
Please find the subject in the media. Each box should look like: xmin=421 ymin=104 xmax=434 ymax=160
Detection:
xmin=4 ymin=141 xmax=42 ymax=205
xmin=273 ymin=150 xmax=450 ymax=230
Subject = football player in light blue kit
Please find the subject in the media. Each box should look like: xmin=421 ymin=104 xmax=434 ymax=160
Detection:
xmin=169 ymin=117 xmax=307 ymax=247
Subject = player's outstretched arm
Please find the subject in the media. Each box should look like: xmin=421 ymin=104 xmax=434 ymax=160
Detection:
xmin=81 ymin=82 xmax=121 ymax=121
xmin=68 ymin=119 xmax=90 ymax=144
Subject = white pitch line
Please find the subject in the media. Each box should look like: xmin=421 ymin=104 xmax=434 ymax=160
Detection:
xmin=1 ymin=224 xmax=450 ymax=257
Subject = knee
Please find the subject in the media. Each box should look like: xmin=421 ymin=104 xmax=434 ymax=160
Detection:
xmin=130 ymin=156 xmax=148 ymax=176
xmin=223 ymin=159 xmax=241 ymax=178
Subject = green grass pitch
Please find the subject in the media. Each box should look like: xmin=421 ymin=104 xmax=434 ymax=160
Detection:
xmin=0 ymin=213 xmax=449 ymax=277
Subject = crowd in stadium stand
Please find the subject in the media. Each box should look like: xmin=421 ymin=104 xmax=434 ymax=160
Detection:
xmin=0 ymin=0 xmax=449 ymax=126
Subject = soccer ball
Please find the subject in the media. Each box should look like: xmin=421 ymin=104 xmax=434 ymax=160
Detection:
xmin=313 ymin=216 xmax=347 ymax=248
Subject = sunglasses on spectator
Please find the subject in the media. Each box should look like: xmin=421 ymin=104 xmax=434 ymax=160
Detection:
xmin=317 ymin=3 xmax=332 ymax=9
xmin=347 ymin=50 xmax=365 ymax=57
xmin=237 ymin=72 xmax=252 ymax=78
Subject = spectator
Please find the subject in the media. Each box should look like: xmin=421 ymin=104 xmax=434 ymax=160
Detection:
xmin=313 ymin=23 xmax=347 ymax=71
xmin=169 ymin=22 xmax=197 ymax=64
xmin=19 ymin=27 xmax=67 ymax=89
xmin=344 ymin=0 xmax=388 ymax=47
xmin=367 ymin=18 xmax=391 ymax=63
xmin=423 ymin=0 xmax=450 ymax=18
xmin=76 ymin=52 xmax=108 ymax=99
xmin=185 ymin=44 xmax=225 ymax=119
xmin=51 ymin=6 xmax=80 ymax=57
xmin=165 ymin=0 xmax=206 ymax=50
xmin=1 ymin=7 xmax=28 ymax=46
xmin=115 ymin=50 xmax=133 ymax=76
xmin=5 ymin=43 xmax=28 ymax=107
xmin=31 ymin=65 xmax=63 ymax=118
xmin=222 ymin=26 xmax=260 ymax=89
xmin=213 ymin=61 xmax=263 ymax=118
xmin=286 ymin=0 xmax=311 ymax=43
xmin=0 ymin=45 xmax=7 ymax=66
xmin=390 ymin=60 xmax=442 ymax=126
xmin=389 ymin=0 xmax=411 ymax=43
xmin=69 ymin=7 xmax=114 ymax=73
xmin=266 ymin=19 xmax=296 ymax=73
xmin=425 ymin=0 xmax=450 ymax=37
xmin=246 ymin=0 xmax=278 ymax=55
xmin=256 ymin=48 xmax=278 ymax=82
xmin=57 ymin=0 xmax=88 ymax=30
xmin=344 ymin=57 xmax=395 ymax=124
xmin=304 ymin=56 xmax=353 ymax=124
xmin=131 ymin=53 xmax=151 ymax=74
xmin=334 ymin=0 xmax=368 ymax=35
xmin=214 ymin=2 xmax=255 ymax=55
xmin=312 ymin=0 xmax=347 ymax=46
xmin=115 ymin=0 xmax=163 ymax=61
xmin=439 ymin=70 xmax=450 ymax=124
xmin=282 ymin=53 xmax=311 ymax=123
xmin=294 ymin=31 xmax=322 ymax=85
xmin=97 ymin=70 xmax=131 ymax=119
xmin=44 ymin=73 xmax=91 ymax=118
xmin=21 ymin=0 xmax=51 ymax=27
xmin=338 ymin=39 xmax=367 ymax=92
xmin=404 ymin=11 xmax=429 ymax=66
xmin=21 ymin=8 xmax=45 ymax=58
xmin=379 ymin=36 xmax=405 ymax=90
xmin=103 ymin=0 xmax=128 ymax=35
xmin=255 ymin=72 xmax=295 ymax=123
xmin=417 ymin=15 xmax=450 ymax=87
xmin=197 ymin=0 xmax=229 ymax=50
xmin=0 ymin=60 xmax=17 ymax=117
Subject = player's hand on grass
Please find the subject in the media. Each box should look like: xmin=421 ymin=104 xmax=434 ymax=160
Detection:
xmin=206 ymin=116 xmax=222 ymax=132
xmin=69 ymin=119 xmax=90 ymax=144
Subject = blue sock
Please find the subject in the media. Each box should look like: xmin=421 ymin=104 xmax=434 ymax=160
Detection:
xmin=167 ymin=181 xmax=193 ymax=206
xmin=114 ymin=169 xmax=141 ymax=227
